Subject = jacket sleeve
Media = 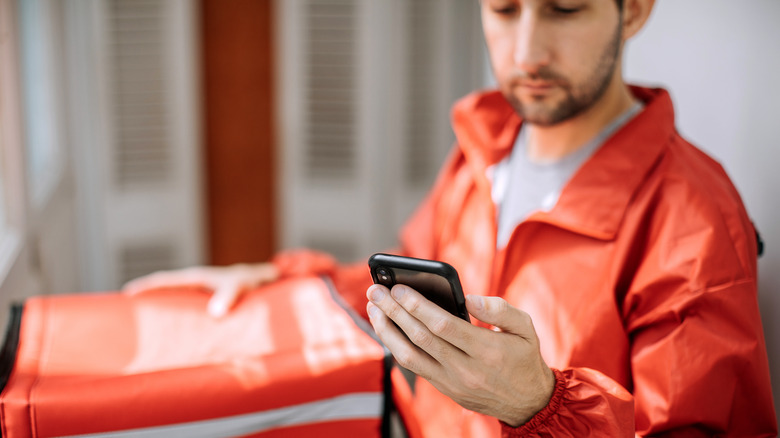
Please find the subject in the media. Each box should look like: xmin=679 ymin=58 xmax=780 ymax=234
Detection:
xmin=621 ymin=178 xmax=777 ymax=435
xmin=626 ymin=278 xmax=776 ymax=436
xmin=502 ymin=204 xmax=777 ymax=436
xmin=500 ymin=368 xmax=634 ymax=438
xmin=500 ymin=277 xmax=776 ymax=437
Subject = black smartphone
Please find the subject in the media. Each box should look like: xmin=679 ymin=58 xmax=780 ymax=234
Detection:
xmin=368 ymin=253 xmax=470 ymax=322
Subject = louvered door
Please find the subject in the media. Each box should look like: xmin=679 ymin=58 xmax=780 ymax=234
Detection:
xmin=278 ymin=0 xmax=365 ymax=262
xmin=107 ymin=0 xmax=203 ymax=286
xmin=109 ymin=0 xmax=170 ymax=188
xmin=305 ymin=0 xmax=357 ymax=183
xmin=277 ymin=0 xmax=485 ymax=262
xmin=69 ymin=0 xmax=204 ymax=290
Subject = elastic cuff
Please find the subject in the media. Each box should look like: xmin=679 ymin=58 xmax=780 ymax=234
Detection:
xmin=500 ymin=368 xmax=566 ymax=437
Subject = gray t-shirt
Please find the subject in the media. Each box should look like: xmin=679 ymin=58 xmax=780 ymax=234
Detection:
xmin=493 ymin=103 xmax=643 ymax=248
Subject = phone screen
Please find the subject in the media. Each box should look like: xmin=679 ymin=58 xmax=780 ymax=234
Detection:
xmin=389 ymin=267 xmax=460 ymax=317
xmin=370 ymin=253 xmax=469 ymax=322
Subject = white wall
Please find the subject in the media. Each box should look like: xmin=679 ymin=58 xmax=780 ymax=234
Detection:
xmin=624 ymin=0 xmax=780 ymax=420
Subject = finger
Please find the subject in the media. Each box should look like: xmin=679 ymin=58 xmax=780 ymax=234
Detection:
xmin=367 ymin=285 xmax=443 ymax=351
xmin=367 ymin=284 xmax=416 ymax=333
xmin=366 ymin=302 xmax=440 ymax=380
xmin=465 ymin=295 xmax=536 ymax=340
xmin=208 ymin=282 xmax=242 ymax=318
xmin=381 ymin=284 xmax=474 ymax=355
xmin=123 ymin=271 xmax=182 ymax=294
xmin=254 ymin=263 xmax=280 ymax=283
xmin=123 ymin=268 xmax=212 ymax=295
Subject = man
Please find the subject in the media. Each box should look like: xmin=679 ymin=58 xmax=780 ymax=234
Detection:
xmin=127 ymin=0 xmax=777 ymax=435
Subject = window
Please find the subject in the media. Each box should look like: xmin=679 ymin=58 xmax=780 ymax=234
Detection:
xmin=18 ymin=0 xmax=65 ymax=207
xmin=0 ymin=0 xmax=31 ymax=331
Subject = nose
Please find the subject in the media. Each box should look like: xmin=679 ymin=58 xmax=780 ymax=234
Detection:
xmin=513 ymin=13 xmax=551 ymax=74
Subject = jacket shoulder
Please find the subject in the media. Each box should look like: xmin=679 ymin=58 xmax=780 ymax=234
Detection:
xmin=637 ymin=135 xmax=757 ymax=282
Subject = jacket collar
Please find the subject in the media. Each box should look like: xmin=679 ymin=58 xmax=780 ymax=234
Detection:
xmin=451 ymin=86 xmax=676 ymax=240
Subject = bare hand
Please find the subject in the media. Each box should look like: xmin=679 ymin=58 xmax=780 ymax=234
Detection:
xmin=366 ymin=284 xmax=555 ymax=427
xmin=123 ymin=263 xmax=279 ymax=317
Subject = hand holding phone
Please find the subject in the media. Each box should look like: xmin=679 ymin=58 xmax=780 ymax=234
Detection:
xmin=368 ymin=253 xmax=470 ymax=322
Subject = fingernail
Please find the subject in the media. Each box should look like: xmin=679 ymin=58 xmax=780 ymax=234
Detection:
xmin=390 ymin=285 xmax=406 ymax=300
xmin=468 ymin=295 xmax=484 ymax=311
xmin=209 ymin=300 xmax=227 ymax=318
xmin=368 ymin=286 xmax=385 ymax=302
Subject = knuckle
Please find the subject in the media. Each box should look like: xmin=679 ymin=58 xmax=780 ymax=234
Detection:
xmin=460 ymin=370 xmax=486 ymax=391
xmin=519 ymin=310 xmax=533 ymax=327
xmin=408 ymin=327 xmax=434 ymax=349
xmin=220 ymin=288 xmax=241 ymax=300
xmin=403 ymin=293 xmax=423 ymax=314
xmin=393 ymin=349 xmax=417 ymax=370
xmin=429 ymin=317 xmax=454 ymax=338
xmin=368 ymin=310 xmax=387 ymax=330
xmin=494 ymin=297 xmax=510 ymax=314
xmin=386 ymin=303 xmax=404 ymax=322
xmin=481 ymin=348 xmax=504 ymax=367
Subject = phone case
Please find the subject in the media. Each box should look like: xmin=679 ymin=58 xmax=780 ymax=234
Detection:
xmin=368 ymin=253 xmax=470 ymax=322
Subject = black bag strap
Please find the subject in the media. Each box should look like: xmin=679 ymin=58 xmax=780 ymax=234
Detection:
xmin=755 ymin=224 xmax=765 ymax=258
xmin=321 ymin=277 xmax=397 ymax=438
xmin=0 ymin=303 xmax=23 ymax=399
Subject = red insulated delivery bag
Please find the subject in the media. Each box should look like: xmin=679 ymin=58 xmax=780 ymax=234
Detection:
xmin=0 ymin=276 xmax=393 ymax=438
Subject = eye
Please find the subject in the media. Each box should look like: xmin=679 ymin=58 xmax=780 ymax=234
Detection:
xmin=493 ymin=5 xmax=519 ymax=15
xmin=550 ymin=2 xmax=584 ymax=15
xmin=552 ymin=6 xmax=581 ymax=14
xmin=487 ymin=0 xmax=519 ymax=15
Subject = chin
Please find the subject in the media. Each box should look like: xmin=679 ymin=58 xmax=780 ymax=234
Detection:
xmin=505 ymin=97 xmax=558 ymax=125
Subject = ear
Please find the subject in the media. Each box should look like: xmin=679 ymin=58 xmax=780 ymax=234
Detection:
xmin=622 ymin=0 xmax=656 ymax=41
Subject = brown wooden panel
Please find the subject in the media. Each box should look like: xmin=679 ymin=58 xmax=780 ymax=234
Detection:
xmin=200 ymin=0 xmax=276 ymax=265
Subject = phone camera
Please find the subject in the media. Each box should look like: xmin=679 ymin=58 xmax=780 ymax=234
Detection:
xmin=376 ymin=267 xmax=393 ymax=286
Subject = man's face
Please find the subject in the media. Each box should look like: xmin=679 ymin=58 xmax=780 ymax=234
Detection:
xmin=481 ymin=0 xmax=623 ymax=126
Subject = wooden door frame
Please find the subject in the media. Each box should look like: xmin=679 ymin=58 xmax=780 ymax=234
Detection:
xmin=200 ymin=0 xmax=276 ymax=265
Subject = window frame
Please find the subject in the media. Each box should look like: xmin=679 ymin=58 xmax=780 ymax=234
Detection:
xmin=17 ymin=0 xmax=68 ymax=211
xmin=0 ymin=0 xmax=34 ymax=328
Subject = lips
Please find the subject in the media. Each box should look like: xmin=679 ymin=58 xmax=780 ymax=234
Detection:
xmin=514 ymin=81 xmax=560 ymax=98
xmin=507 ymin=73 xmax=566 ymax=98
xmin=521 ymin=81 xmax=555 ymax=90
xmin=508 ymin=75 xmax=562 ymax=91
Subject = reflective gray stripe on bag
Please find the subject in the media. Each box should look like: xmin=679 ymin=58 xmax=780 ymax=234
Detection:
xmin=62 ymin=392 xmax=384 ymax=438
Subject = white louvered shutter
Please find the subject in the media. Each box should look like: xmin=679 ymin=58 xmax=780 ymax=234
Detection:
xmin=305 ymin=0 xmax=357 ymax=183
xmin=110 ymin=0 xmax=171 ymax=187
xmin=69 ymin=0 xmax=204 ymax=290
xmin=277 ymin=0 xmax=485 ymax=262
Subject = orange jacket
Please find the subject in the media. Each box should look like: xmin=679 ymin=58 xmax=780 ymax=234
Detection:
xmin=275 ymin=86 xmax=777 ymax=437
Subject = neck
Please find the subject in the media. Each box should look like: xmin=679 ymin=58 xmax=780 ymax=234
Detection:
xmin=526 ymin=78 xmax=637 ymax=163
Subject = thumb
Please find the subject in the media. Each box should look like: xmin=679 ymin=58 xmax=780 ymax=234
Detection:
xmin=466 ymin=295 xmax=536 ymax=339
xmin=208 ymin=282 xmax=242 ymax=318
